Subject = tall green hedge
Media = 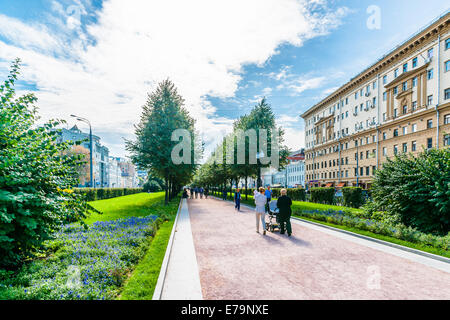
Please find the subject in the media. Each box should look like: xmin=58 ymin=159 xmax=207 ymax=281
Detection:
xmin=342 ymin=187 xmax=364 ymax=208
xmin=310 ymin=187 xmax=334 ymax=204
xmin=73 ymin=188 xmax=143 ymax=201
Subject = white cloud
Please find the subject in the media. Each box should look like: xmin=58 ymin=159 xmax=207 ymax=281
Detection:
xmin=0 ymin=0 xmax=349 ymax=158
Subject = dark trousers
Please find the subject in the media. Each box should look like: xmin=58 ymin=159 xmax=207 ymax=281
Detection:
xmin=265 ymin=198 xmax=271 ymax=212
xmin=279 ymin=215 xmax=292 ymax=235
xmin=235 ymin=199 xmax=240 ymax=211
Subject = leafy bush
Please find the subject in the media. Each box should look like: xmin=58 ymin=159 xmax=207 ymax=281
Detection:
xmin=73 ymin=188 xmax=143 ymax=201
xmin=0 ymin=59 xmax=89 ymax=268
xmin=310 ymin=187 xmax=334 ymax=204
xmin=372 ymin=148 xmax=450 ymax=235
xmin=0 ymin=216 xmax=159 ymax=300
xmin=342 ymin=187 xmax=364 ymax=208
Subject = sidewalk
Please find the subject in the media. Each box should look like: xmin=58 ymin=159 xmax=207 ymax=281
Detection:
xmin=188 ymin=197 xmax=450 ymax=300
xmin=159 ymin=199 xmax=203 ymax=300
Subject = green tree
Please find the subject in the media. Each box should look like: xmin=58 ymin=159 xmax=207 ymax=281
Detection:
xmin=372 ymin=148 xmax=450 ymax=235
xmin=127 ymin=79 xmax=200 ymax=204
xmin=0 ymin=59 xmax=89 ymax=268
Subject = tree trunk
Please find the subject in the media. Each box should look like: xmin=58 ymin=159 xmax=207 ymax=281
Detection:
xmin=164 ymin=175 xmax=169 ymax=205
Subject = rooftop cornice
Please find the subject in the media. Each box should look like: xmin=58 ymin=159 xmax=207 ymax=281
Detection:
xmin=301 ymin=12 xmax=449 ymax=120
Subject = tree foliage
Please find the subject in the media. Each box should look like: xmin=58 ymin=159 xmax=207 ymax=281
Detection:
xmin=126 ymin=79 xmax=200 ymax=204
xmin=372 ymin=148 xmax=450 ymax=235
xmin=0 ymin=59 xmax=90 ymax=268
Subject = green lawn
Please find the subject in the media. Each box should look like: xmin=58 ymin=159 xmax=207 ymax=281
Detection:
xmin=84 ymin=192 xmax=166 ymax=224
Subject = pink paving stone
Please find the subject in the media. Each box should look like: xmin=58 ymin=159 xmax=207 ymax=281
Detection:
xmin=187 ymin=198 xmax=450 ymax=300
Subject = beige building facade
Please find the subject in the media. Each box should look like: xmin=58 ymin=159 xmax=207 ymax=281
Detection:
xmin=301 ymin=13 xmax=450 ymax=189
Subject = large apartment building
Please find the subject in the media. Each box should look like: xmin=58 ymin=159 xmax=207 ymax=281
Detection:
xmin=301 ymin=12 xmax=450 ymax=189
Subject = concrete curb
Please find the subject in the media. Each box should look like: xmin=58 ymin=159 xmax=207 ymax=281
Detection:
xmin=152 ymin=198 xmax=183 ymax=300
xmin=212 ymin=196 xmax=450 ymax=265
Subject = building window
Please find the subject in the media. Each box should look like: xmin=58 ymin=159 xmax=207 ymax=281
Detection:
xmin=383 ymin=132 xmax=386 ymax=140
xmin=402 ymin=143 xmax=407 ymax=153
xmin=394 ymin=108 xmax=398 ymax=118
xmin=446 ymin=61 xmax=450 ymax=72
xmin=355 ymin=92 xmax=358 ymax=99
xmin=393 ymin=145 xmax=398 ymax=155
xmin=444 ymin=114 xmax=450 ymax=125
xmin=383 ymin=147 xmax=387 ymax=156
xmin=445 ymin=88 xmax=450 ymax=100
xmin=393 ymin=86 xmax=398 ymax=95
xmin=394 ymin=69 xmax=398 ymax=78
xmin=360 ymin=167 xmax=364 ymax=176
xmin=427 ymin=95 xmax=433 ymax=106
xmin=427 ymin=119 xmax=433 ymax=129
xmin=412 ymin=124 xmax=417 ymax=133
xmin=383 ymin=75 xmax=387 ymax=84
xmin=412 ymin=141 xmax=417 ymax=152
xmin=427 ymin=69 xmax=433 ymax=80
xmin=403 ymin=63 xmax=408 ymax=73
xmin=383 ymin=91 xmax=387 ymax=101
xmin=402 ymin=82 xmax=407 ymax=91
xmin=427 ymin=48 xmax=433 ymax=58
xmin=412 ymin=57 xmax=418 ymax=68
xmin=412 ymin=77 xmax=417 ymax=87
xmin=412 ymin=101 xmax=417 ymax=111
xmin=402 ymin=105 xmax=407 ymax=114
xmin=444 ymin=134 xmax=450 ymax=146
xmin=393 ymin=129 xmax=398 ymax=137
xmin=366 ymin=167 xmax=370 ymax=176
xmin=446 ymin=38 xmax=450 ymax=50
xmin=402 ymin=127 xmax=408 ymax=135
xmin=383 ymin=113 xmax=386 ymax=121
xmin=427 ymin=138 xmax=433 ymax=149
xmin=373 ymin=81 xmax=376 ymax=90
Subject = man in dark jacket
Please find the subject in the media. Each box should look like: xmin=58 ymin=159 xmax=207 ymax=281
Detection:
xmin=276 ymin=189 xmax=292 ymax=236
xmin=234 ymin=188 xmax=241 ymax=211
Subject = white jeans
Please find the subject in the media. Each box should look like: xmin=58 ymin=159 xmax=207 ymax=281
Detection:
xmin=255 ymin=210 xmax=266 ymax=232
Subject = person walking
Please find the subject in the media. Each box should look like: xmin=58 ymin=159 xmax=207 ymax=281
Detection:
xmin=204 ymin=188 xmax=209 ymax=199
xmin=194 ymin=187 xmax=199 ymax=199
xmin=182 ymin=188 xmax=189 ymax=199
xmin=222 ymin=188 xmax=227 ymax=201
xmin=234 ymin=188 xmax=241 ymax=211
xmin=277 ymin=189 xmax=293 ymax=236
xmin=200 ymin=187 xmax=204 ymax=199
xmin=264 ymin=186 xmax=272 ymax=213
xmin=254 ymin=187 xmax=267 ymax=235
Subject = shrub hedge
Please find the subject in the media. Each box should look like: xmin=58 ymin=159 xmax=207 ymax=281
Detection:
xmin=342 ymin=187 xmax=364 ymax=208
xmin=310 ymin=187 xmax=334 ymax=204
xmin=73 ymin=188 xmax=143 ymax=201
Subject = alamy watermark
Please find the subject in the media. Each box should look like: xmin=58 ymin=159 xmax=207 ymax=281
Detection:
xmin=171 ymin=128 xmax=280 ymax=170
xmin=367 ymin=5 xmax=381 ymax=30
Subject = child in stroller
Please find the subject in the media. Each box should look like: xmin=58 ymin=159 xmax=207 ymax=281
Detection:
xmin=265 ymin=200 xmax=280 ymax=232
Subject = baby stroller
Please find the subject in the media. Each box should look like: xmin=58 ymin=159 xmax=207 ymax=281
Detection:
xmin=265 ymin=200 xmax=280 ymax=233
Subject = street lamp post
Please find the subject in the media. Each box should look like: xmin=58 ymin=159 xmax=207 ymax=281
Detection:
xmin=71 ymin=115 xmax=94 ymax=188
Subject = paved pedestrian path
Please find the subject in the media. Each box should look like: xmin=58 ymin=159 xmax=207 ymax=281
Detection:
xmin=187 ymin=197 xmax=450 ymax=300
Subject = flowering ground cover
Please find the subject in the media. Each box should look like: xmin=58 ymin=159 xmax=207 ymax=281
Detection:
xmin=0 ymin=216 xmax=160 ymax=300
xmin=0 ymin=192 xmax=179 ymax=300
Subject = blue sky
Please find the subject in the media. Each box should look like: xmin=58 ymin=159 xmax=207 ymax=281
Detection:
xmin=0 ymin=0 xmax=449 ymax=158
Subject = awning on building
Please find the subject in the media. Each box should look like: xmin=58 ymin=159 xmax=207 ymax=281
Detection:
xmin=336 ymin=183 xmax=346 ymax=188
xmin=325 ymin=183 xmax=333 ymax=187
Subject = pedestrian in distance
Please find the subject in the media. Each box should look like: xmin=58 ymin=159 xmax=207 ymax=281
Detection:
xmin=190 ymin=188 xmax=194 ymax=199
xmin=254 ymin=187 xmax=267 ymax=235
xmin=182 ymin=188 xmax=189 ymax=199
xmin=277 ymin=189 xmax=293 ymax=237
xmin=200 ymin=187 xmax=204 ymax=199
xmin=264 ymin=186 xmax=272 ymax=213
xmin=204 ymin=188 xmax=209 ymax=199
xmin=222 ymin=188 xmax=227 ymax=201
xmin=234 ymin=188 xmax=241 ymax=211
xmin=195 ymin=187 xmax=199 ymax=199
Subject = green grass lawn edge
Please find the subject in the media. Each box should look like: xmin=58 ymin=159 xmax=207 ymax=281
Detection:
xmin=294 ymin=215 xmax=450 ymax=259
xmin=118 ymin=213 xmax=176 ymax=300
xmin=217 ymin=194 xmax=450 ymax=259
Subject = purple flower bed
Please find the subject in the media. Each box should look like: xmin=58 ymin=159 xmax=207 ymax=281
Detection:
xmin=0 ymin=216 xmax=159 ymax=300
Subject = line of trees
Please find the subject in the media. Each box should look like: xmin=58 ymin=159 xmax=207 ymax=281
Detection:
xmin=127 ymin=80 xmax=201 ymax=205
xmin=193 ymin=98 xmax=289 ymax=199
